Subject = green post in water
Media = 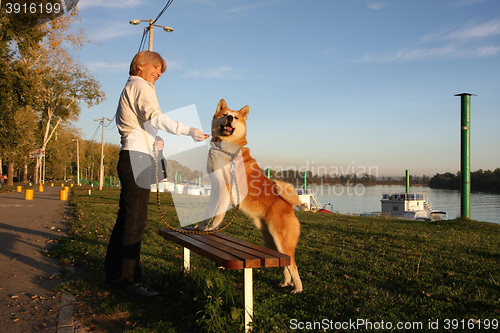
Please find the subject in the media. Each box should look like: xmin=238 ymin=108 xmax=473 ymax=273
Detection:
xmin=405 ymin=170 xmax=410 ymax=195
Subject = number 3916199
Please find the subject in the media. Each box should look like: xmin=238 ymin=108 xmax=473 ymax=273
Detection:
xmin=4 ymin=2 xmax=62 ymax=14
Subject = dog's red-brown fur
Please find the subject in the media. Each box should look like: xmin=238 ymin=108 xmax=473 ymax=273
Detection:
xmin=197 ymin=99 xmax=303 ymax=293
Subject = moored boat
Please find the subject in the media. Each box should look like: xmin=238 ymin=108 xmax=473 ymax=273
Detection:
xmin=381 ymin=193 xmax=447 ymax=221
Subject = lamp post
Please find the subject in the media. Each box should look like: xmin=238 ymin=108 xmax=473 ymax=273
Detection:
xmin=94 ymin=117 xmax=111 ymax=190
xmin=130 ymin=19 xmax=174 ymax=51
xmin=72 ymin=139 xmax=80 ymax=186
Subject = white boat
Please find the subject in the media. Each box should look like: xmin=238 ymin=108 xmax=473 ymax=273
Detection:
xmin=182 ymin=185 xmax=207 ymax=196
xmin=296 ymin=188 xmax=321 ymax=211
xmin=381 ymin=193 xmax=448 ymax=221
xmin=151 ymin=180 xmax=207 ymax=196
xmin=151 ymin=180 xmax=176 ymax=193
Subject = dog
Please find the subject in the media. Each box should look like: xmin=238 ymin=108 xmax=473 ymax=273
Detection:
xmin=196 ymin=99 xmax=303 ymax=293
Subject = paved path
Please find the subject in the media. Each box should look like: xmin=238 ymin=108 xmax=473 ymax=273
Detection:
xmin=0 ymin=186 xmax=72 ymax=332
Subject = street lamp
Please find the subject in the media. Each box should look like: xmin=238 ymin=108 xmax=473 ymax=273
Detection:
xmin=130 ymin=19 xmax=174 ymax=51
xmin=72 ymin=139 xmax=80 ymax=186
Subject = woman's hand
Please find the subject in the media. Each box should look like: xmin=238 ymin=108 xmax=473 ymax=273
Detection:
xmin=189 ymin=128 xmax=210 ymax=142
xmin=155 ymin=136 xmax=164 ymax=150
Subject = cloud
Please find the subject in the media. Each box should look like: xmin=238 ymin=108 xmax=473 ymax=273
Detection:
xmin=85 ymin=59 xmax=183 ymax=73
xmin=222 ymin=0 xmax=282 ymax=15
xmin=164 ymin=59 xmax=184 ymax=71
xmin=86 ymin=61 xmax=129 ymax=72
xmin=367 ymin=2 xmax=385 ymax=10
xmin=358 ymin=18 xmax=500 ymax=63
xmin=358 ymin=43 xmax=500 ymax=63
xmin=446 ymin=19 xmax=500 ymax=39
xmin=452 ymin=0 xmax=489 ymax=7
xmin=86 ymin=22 xmax=136 ymax=41
xmin=183 ymin=65 xmax=244 ymax=79
xmin=77 ymin=0 xmax=142 ymax=10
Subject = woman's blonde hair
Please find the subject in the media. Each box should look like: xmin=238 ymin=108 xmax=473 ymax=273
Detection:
xmin=129 ymin=51 xmax=167 ymax=76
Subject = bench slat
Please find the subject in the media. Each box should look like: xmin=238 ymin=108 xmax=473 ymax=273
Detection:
xmin=160 ymin=230 xmax=244 ymax=269
xmin=214 ymin=233 xmax=291 ymax=267
xmin=190 ymin=234 xmax=262 ymax=268
xmin=203 ymin=234 xmax=282 ymax=268
xmin=159 ymin=229 xmax=291 ymax=269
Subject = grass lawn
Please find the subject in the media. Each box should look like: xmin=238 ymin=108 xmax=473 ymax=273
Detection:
xmin=48 ymin=187 xmax=500 ymax=332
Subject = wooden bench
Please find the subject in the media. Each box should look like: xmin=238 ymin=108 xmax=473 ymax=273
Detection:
xmin=159 ymin=229 xmax=291 ymax=332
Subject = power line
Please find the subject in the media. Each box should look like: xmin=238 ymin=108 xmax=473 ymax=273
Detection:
xmin=105 ymin=116 xmax=117 ymax=131
xmin=153 ymin=0 xmax=175 ymax=24
xmin=89 ymin=122 xmax=101 ymax=142
xmin=137 ymin=0 xmax=175 ymax=52
xmin=138 ymin=28 xmax=149 ymax=52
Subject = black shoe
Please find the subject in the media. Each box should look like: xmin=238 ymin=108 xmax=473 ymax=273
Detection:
xmin=104 ymin=278 xmax=121 ymax=287
xmin=121 ymin=282 xmax=161 ymax=300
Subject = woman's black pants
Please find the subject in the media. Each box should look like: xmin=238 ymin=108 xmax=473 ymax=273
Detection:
xmin=104 ymin=150 xmax=153 ymax=285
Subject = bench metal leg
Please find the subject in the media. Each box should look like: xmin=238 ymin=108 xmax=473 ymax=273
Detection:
xmin=243 ymin=268 xmax=253 ymax=332
xmin=183 ymin=247 xmax=190 ymax=273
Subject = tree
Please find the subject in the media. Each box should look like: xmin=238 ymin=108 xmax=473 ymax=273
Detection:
xmin=1 ymin=4 xmax=105 ymax=184
xmin=0 ymin=7 xmax=47 ymax=185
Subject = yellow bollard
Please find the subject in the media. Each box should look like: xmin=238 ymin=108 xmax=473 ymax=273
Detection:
xmin=16 ymin=186 xmax=23 ymax=192
xmin=59 ymin=190 xmax=68 ymax=201
xmin=61 ymin=183 xmax=64 ymax=187
xmin=25 ymin=189 xmax=34 ymax=200
xmin=70 ymin=184 xmax=74 ymax=187
xmin=51 ymin=183 xmax=54 ymax=187
xmin=39 ymin=184 xmax=44 ymax=192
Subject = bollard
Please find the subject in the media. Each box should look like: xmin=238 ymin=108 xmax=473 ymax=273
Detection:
xmin=17 ymin=186 xmax=23 ymax=192
xmin=59 ymin=190 xmax=68 ymax=201
xmin=61 ymin=183 xmax=65 ymax=187
xmin=25 ymin=189 xmax=34 ymax=200
xmin=39 ymin=184 xmax=44 ymax=192
xmin=51 ymin=183 xmax=54 ymax=187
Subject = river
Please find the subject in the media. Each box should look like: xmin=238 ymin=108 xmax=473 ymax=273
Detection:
xmin=308 ymin=184 xmax=500 ymax=225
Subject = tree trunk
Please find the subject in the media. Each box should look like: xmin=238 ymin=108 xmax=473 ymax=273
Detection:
xmin=7 ymin=160 xmax=14 ymax=186
xmin=34 ymin=157 xmax=40 ymax=184
xmin=23 ymin=162 xmax=29 ymax=183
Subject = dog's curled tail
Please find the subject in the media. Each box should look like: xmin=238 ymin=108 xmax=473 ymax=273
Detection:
xmin=273 ymin=180 xmax=302 ymax=207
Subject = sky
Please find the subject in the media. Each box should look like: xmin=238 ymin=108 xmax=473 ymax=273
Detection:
xmin=70 ymin=0 xmax=500 ymax=177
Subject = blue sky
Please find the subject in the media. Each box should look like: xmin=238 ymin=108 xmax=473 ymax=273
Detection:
xmin=72 ymin=0 xmax=500 ymax=177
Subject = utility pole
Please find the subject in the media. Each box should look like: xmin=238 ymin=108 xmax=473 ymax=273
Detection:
xmin=148 ymin=18 xmax=154 ymax=51
xmin=129 ymin=19 xmax=173 ymax=52
xmin=94 ymin=117 xmax=111 ymax=190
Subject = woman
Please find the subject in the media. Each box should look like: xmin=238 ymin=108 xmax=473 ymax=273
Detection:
xmin=105 ymin=51 xmax=207 ymax=300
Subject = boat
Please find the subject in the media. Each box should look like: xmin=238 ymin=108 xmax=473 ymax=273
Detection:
xmin=381 ymin=193 xmax=448 ymax=221
xmin=316 ymin=203 xmax=335 ymax=214
xmin=296 ymin=188 xmax=321 ymax=211
xmin=151 ymin=180 xmax=208 ymax=196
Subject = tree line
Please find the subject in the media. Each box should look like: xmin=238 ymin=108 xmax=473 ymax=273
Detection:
xmin=429 ymin=169 xmax=500 ymax=193
xmin=265 ymin=169 xmax=431 ymax=186
xmin=0 ymin=4 xmax=105 ymax=186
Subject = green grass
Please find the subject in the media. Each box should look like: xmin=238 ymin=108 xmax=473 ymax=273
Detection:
xmin=48 ymin=187 xmax=500 ymax=332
